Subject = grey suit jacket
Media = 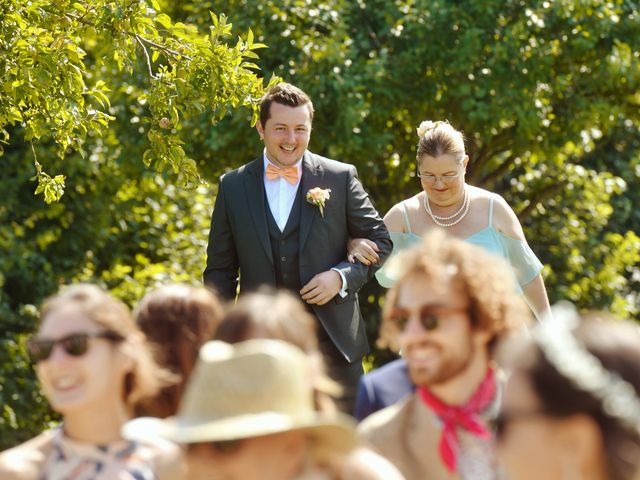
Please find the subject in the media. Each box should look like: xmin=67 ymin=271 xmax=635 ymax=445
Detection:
xmin=203 ymin=151 xmax=392 ymax=362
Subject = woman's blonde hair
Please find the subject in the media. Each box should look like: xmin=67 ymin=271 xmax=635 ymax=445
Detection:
xmin=40 ymin=283 xmax=174 ymax=409
xmin=416 ymin=119 xmax=466 ymax=162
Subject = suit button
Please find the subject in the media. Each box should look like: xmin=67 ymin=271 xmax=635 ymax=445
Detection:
xmin=281 ymin=256 xmax=287 ymax=262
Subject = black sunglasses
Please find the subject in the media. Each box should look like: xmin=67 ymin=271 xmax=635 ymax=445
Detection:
xmin=27 ymin=331 xmax=124 ymax=363
xmin=388 ymin=306 xmax=468 ymax=331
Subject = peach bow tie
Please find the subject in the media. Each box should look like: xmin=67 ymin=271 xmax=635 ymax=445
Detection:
xmin=266 ymin=163 xmax=300 ymax=185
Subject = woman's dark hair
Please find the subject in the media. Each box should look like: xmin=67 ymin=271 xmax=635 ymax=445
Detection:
xmin=503 ymin=311 xmax=640 ymax=480
xmin=214 ymin=287 xmax=319 ymax=352
xmin=133 ymin=284 xmax=224 ymax=417
xmin=214 ymin=287 xmax=340 ymax=411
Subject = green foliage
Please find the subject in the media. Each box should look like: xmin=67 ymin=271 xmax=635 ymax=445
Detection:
xmin=1 ymin=0 xmax=639 ymax=450
xmin=0 ymin=124 xmax=216 ymax=446
xmin=0 ymin=0 xmax=275 ymax=199
xmin=0 ymin=332 xmax=59 ymax=451
xmin=0 ymin=0 xmax=269 ymax=449
xmin=174 ymin=0 xmax=639 ymax=337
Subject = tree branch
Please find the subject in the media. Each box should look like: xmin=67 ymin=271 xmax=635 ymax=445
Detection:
xmin=479 ymin=152 xmax=519 ymax=190
xmin=134 ymin=35 xmax=157 ymax=80
xmin=64 ymin=12 xmax=193 ymax=62
xmin=469 ymin=123 xmax=518 ymax=182
xmin=517 ymin=181 xmax=567 ymax=221
xmin=129 ymin=32 xmax=192 ymax=61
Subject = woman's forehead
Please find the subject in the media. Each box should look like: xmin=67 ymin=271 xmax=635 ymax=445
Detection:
xmin=419 ymin=153 xmax=462 ymax=170
xmin=40 ymin=304 xmax=99 ymax=335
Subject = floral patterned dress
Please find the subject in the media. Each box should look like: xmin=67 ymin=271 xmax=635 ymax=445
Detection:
xmin=40 ymin=427 xmax=157 ymax=480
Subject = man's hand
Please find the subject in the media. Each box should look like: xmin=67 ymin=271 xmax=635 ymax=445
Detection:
xmin=300 ymin=270 xmax=342 ymax=305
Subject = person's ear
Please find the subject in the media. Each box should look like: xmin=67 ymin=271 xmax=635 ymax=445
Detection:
xmin=472 ymin=325 xmax=493 ymax=349
xmin=463 ymin=155 xmax=469 ymax=171
xmin=256 ymin=121 xmax=265 ymax=140
xmin=118 ymin=334 xmax=140 ymax=373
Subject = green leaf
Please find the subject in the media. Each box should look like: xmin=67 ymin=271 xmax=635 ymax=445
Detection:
xmin=143 ymin=149 xmax=153 ymax=167
xmin=155 ymin=13 xmax=172 ymax=29
xmin=8 ymin=109 xmax=23 ymax=122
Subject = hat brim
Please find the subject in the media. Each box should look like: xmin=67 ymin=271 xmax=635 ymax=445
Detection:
xmin=124 ymin=411 xmax=356 ymax=459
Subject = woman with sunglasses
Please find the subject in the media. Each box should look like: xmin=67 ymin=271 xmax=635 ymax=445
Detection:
xmin=349 ymin=120 xmax=549 ymax=320
xmin=496 ymin=302 xmax=640 ymax=480
xmin=0 ymin=283 xmax=184 ymax=479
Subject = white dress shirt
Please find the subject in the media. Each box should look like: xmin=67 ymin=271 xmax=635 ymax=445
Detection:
xmin=262 ymin=151 xmax=348 ymax=296
xmin=263 ymin=153 xmax=302 ymax=231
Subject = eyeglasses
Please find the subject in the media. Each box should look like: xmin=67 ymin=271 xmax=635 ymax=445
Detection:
xmin=387 ymin=305 xmax=468 ymax=331
xmin=417 ymin=169 xmax=462 ymax=184
xmin=26 ymin=331 xmax=124 ymax=363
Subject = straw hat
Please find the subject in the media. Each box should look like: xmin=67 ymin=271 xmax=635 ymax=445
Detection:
xmin=124 ymin=339 xmax=357 ymax=459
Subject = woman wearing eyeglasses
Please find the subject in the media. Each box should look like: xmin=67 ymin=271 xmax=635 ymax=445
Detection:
xmin=350 ymin=119 xmax=549 ymax=320
xmin=0 ymin=284 xmax=184 ymax=479
xmin=496 ymin=303 xmax=640 ymax=480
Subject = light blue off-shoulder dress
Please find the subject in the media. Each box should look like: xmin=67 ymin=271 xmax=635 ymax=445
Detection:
xmin=376 ymin=194 xmax=543 ymax=290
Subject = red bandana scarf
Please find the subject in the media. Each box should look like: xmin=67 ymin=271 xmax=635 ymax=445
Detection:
xmin=417 ymin=368 xmax=496 ymax=473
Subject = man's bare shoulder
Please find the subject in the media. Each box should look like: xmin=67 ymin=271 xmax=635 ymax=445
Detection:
xmin=0 ymin=431 xmax=54 ymax=480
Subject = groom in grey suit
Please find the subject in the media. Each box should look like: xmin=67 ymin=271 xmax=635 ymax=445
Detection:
xmin=203 ymin=83 xmax=391 ymax=411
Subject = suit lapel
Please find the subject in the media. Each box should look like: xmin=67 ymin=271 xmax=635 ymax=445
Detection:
xmin=299 ymin=152 xmax=323 ymax=251
xmin=244 ymin=158 xmax=273 ymax=264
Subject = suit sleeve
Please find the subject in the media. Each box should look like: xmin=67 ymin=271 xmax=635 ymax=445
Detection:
xmin=354 ymin=374 xmax=376 ymax=421
xmin=334 ymin=166 xmax=392 ymax=293
xmin=202 ymin=178 xmax=239 ymax=300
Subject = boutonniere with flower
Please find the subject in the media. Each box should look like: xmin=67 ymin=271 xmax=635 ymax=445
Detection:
xmin=306 ymin=187 xmax=331 ymax=217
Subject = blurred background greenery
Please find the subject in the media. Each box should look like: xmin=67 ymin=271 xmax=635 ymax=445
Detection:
xmin=1 ymin=0 xmax=638 ymax=448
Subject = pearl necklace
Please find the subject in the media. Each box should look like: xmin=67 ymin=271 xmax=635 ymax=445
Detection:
xmin=423 ymin=188 xmax=470 ymax=227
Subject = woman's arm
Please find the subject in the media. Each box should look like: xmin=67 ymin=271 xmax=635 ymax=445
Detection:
xmin=522 ymin=274 xmax=552 ymax=321
xmin=493 ymin=194 xmax=551 ymax=320
xmin=347 ymin=238 xmax=380 ymax=265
